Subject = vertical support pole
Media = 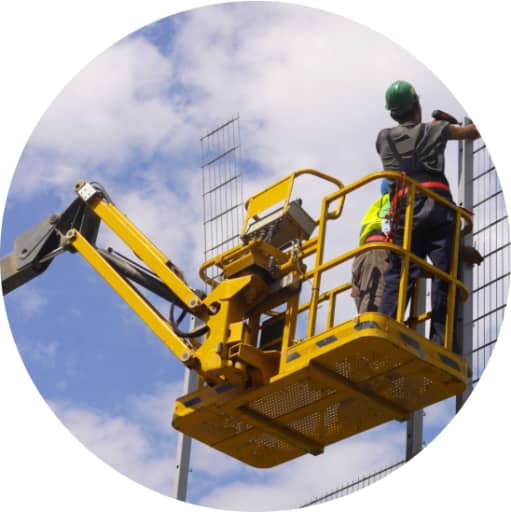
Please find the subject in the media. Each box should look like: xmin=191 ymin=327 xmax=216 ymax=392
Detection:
xmin=456 ymin=125 xmax=474 ymax=412
xmin=406 ymin=277 xmax=425 ymax=460
xmin=406 ymin=409 xmax=424 ymax=460
xmin=173 ymin=368 xmax=198 ymax=501
xmin=445 ymin=211 xmax=462 ymax=352
xmin=173 ymin=316 xmax=200 ymax=502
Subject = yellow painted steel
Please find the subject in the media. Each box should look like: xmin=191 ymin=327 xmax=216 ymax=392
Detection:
xmin=243 ymin=174 xmax=294 ymax=228
xmin=82 ymin=193 xmax=207 ymax=319
xmin=66 ymin=172 xmax=473 ymax=469
xmin=396 ymin=182 xmax=415 ymax=323
xmin=67 ymin=229 xmax=194 ymax=363
xmin=279 ymin=293 xmax=299 ymax=370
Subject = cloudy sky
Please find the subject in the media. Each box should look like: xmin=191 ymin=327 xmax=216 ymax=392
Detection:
xmin=1 ymin=2 xmax=510 ymax=512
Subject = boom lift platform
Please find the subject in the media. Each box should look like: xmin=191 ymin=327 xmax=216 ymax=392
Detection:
xmin=1 ymin=170 xmax=472 ymax=468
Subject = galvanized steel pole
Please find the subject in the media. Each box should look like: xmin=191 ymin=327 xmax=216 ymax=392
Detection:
xmin=406 ymin=278 xmax=425 ymax=460
xmin=456 ymin=122 xmax=474 ymax=411
xmin=172 ymin=366 xmax=197 ymax=501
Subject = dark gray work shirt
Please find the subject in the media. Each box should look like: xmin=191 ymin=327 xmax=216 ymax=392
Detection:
xmin=375 ymin=120 xmax=450 ymax=174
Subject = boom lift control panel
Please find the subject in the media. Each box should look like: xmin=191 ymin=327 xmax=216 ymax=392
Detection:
xmin=1 ymin=169 xmax=471 ymax=468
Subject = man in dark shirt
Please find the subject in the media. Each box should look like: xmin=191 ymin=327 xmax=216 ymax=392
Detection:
xmin=376 ymin=80 xmax=480 ymax=348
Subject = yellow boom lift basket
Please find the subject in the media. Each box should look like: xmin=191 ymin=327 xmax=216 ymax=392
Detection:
xmin=172 ymin=170 xmax=471 ymax=467
xmin=39 ymin=171 xmax=470 ymax=468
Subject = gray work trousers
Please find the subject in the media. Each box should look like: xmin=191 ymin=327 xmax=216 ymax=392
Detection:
xmin=352 ymin=248 xmax=389 ymax=314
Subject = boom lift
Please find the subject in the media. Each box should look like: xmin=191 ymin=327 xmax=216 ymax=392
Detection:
xmin=1 ymin=169 xmax=472 ymax=468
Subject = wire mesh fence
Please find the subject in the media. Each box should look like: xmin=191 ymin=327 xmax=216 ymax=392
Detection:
xmin=201 ymin=116 xmax=244 ymax=285
xmin=468 ymin=141 xmax=509 ymax=384
xmin=299 ymin=460 xmax=405 ymax=507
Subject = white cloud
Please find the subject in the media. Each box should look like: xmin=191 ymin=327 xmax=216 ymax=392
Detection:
xmin=126 ymin=380 xmax=185 ymax=434
xmin=8 ymin=35 xmax=191 ymax=200
xmin=9 ymin=3 xmax=467 ymax=204
xmin=423 ymin=398 xmax=455 ymax=435
xmin=50 ymin=400 xmax=175 ymax=496
xmin=197 ymin=425 xmax=404 ymax=511
xmin=29 ymin=36 xmax=179 ymax=165
xmin=7 ymin=151 xmax=84 ymax=199
xmin=170 ymin=3 xmax=465 ymax=182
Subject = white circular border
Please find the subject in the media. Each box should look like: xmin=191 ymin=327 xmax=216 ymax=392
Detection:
xmin=1 ymin=2 xmax=509 ymax=511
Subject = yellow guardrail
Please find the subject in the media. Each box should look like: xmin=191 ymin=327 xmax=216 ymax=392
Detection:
xmin=296 ymin=170 xmax=472 ymax=353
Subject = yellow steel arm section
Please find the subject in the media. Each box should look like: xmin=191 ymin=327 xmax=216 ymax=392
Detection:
xmin=74 ymin=180 xmax=208 ymax=321
xmin=65 ymin=229 xmax=196 ymax=365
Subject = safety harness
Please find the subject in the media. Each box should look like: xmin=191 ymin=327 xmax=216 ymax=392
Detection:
xmin=384 ymin=124 xmax=452 ymax=242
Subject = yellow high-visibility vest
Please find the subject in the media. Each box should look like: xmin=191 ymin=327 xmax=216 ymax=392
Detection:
xmin=358 ymin=194 xmax=390 ymax=245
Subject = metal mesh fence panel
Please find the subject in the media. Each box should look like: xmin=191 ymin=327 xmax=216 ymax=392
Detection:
xmin=201 ymin=117 xmax=244 ymax=285
xmin=464 ymin=139 xmax=509 ymax=385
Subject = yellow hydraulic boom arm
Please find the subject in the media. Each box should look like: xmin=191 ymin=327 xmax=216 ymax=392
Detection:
xmin=1 ymin=173 xmax=338 ymax=385
xmin=1 ymin=170 xmax=473 ymax=468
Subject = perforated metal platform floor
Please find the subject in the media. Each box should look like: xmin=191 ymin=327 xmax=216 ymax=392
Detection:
xmin=172 ymin=312 xmax=468 ymax=468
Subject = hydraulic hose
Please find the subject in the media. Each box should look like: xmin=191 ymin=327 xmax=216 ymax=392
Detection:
xmin=169 ymin=302 xmax=209 ymax=339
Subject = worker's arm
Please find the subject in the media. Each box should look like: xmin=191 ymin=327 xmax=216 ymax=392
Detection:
xmin=447 ymin=123 xmax=480 ymax=140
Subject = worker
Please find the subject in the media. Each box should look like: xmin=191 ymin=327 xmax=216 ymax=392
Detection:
xmin=376 ymin=80 xmax=480 ymax=347
xmin=351 ymin=179 xmax=391 ymax=313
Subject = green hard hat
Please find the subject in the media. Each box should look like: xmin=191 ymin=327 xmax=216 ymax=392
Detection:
xmin=385 ymin=80 xmax=419 ymax=114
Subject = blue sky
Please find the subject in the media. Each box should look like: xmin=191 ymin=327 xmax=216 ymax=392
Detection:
xmin=0 ymin=2 xmax=508 ymax=512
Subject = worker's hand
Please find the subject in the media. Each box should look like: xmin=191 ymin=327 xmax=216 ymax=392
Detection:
xmin=461 ymin=245 xmax=484 ymax=266
xmin=432 ymin=110 xmax=459 ymax=124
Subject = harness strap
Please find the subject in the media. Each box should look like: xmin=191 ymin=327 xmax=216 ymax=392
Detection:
xmin=385 ymin=128 xmax=401 ymax=163
xmin=420 ymin=181 xmax=451 ymax=190
xmin=391 ymin=181 xmax=451 ymax=205
xmin=385 ymin=172 xmax=407 ymax=242
xmin=364 ymin=234 xmax=387 ymax=243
